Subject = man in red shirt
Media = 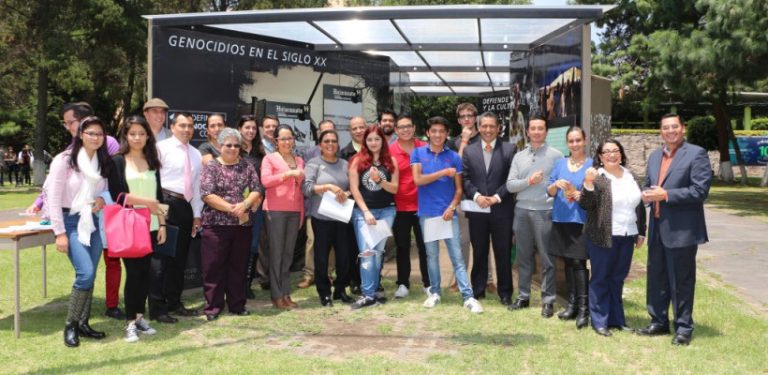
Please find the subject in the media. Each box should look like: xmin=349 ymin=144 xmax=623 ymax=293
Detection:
xmin=389 ymin=113 xmax=429 ymax=298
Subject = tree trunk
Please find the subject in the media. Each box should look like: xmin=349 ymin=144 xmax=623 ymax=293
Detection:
xmin=32 ymin=65 xmax=48 ymax=186
xmin=726 ymin=119 xmax=749 ymax=185
xmin=762 ymin=165 xmax=768 ymax=187
xmin=712 ymin=96 xmax=733 ymax=182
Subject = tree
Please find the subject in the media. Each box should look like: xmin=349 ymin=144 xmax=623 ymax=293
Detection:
xmin=582 ymin=0 xmax=768 ymax=183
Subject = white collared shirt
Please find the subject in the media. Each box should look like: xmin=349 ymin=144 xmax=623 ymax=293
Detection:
xmin=600 ymin=166 xmax=641 ymax=236
xmin=473 ymin=138 xmax=501 ymax=204
xmin=157 ymin=135 xmax=203 ymax=217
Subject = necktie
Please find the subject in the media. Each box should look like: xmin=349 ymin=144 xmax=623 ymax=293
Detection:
xmin=182 ymin=143 xmax=193 ymax=201
xmin=484 ymin=143 xmax=492 ymax=152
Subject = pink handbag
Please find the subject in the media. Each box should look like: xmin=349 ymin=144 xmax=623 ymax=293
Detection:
xmin=104 ymin=193 xmax=153 ymax=258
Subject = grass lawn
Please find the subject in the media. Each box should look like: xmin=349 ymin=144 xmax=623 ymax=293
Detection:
xmin=0 ymin=244 xmax=766 ymax=374
xmin=707 ymin=178 xmax=768 ymax=223
xmin=0 ymin=186 xmax=41 ymax=211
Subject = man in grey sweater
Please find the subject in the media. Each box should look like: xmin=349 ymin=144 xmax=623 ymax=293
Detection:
xmin=505 ymin=116 xmax=564 ymax=317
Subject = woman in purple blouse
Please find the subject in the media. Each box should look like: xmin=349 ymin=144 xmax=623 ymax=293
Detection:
xmin=199 ymin=128 xmax=263 ymax=321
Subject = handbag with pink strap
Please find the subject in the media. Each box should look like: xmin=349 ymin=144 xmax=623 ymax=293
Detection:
xmin=104 ymin=193 xmax=152 ymax=258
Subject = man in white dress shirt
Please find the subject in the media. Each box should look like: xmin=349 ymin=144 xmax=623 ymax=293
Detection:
xmin=151 ymin=112 xmax=203 ymax=323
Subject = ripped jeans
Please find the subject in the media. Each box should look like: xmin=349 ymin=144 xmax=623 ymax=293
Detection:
xmin=351 ymin=206 xmax=396 ymax=298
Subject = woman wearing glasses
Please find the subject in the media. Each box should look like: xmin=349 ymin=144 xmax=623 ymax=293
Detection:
xmin=199 ymin=128 xmax=262 ymax=321
xmin=302 ymin=130 xmax=354 ymax=306
xmin=261 ymin=124 xmax=304 ymax=309
xmin=46 ymin=116 xmax=111 ymax=347
xmin=580 ymin=139 xmax=646 ymax=337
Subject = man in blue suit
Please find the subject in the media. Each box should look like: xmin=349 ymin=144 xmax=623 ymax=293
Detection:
xmin=638 ymin=113 xmax=712 ymax=346
xmin=462 ymin=112 xmax=517 ymax=305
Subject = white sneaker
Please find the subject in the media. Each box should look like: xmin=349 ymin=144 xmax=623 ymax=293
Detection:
xmin=463 ymin=297 xmax=484 ymax=314
xmin=135 ymin=317 xmax=157 ymax=335
xmin=423 ymin=293 xmax=441 ymax=308
xmin=394 ymin=285 xmax=409 ymax=299
xmin=124 ymin=322 xmax=139 ymax=343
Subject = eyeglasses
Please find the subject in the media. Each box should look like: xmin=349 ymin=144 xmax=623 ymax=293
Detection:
xmin=458 ymin=115 xmax=476 ymax=120
xmin=82 ymin=131 xmax=105 ymax=138
xmin=321 ymin=139 xmax=338 ymax=144
xmin=277 ymin=137 xmax=294 ymax=142
xmin=601 ymin=149 xmax=620 ymax=155
xmin=222 ymin=143 xmax=241 ymax=149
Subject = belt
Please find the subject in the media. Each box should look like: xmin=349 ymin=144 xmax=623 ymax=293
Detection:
xmin=62 ymin=207 xmax=70 ymax=213
xmin=162 ymin=189 xmax=187 ymax=201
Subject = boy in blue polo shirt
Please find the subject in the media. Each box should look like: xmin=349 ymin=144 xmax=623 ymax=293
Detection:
xmin=411 ymin=116 xmax=483 ymax=314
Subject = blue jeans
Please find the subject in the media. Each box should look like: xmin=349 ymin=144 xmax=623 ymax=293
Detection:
xmin=249 ymin=208 xmax=265 ymax=256
xmin=351 ymin=206 xmax=395 ymax=298
xmin=64 ymin=212 xmax=103 ymax=290
xmin=420 ymin=216 xmax=473 ymax=300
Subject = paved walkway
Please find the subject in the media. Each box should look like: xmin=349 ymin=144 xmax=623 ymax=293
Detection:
xmin=2 ymin=204 xmax=766 ymax=314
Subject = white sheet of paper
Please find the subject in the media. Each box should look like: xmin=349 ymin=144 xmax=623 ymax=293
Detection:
xmin=360 ymin=219 xmax=392 ymax=249
xmin=460 ymin=199 xmax=491 ymax=213
xmin=317 ymin=191 xmax=354 ymax=223
xmin=423 ymin=216 xmax=454 ymax=243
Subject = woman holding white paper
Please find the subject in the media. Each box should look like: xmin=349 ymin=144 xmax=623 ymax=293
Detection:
xmin=302 ymin=130 xmax=354 ymax=306
xmin=348 ymin=125 xmax=399 ymax=310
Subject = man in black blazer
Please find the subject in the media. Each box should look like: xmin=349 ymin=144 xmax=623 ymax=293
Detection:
xmin=639 ymin=113 xmax=712 ymax=346
xmin=462 ymin=112 xmax=517 ymax=305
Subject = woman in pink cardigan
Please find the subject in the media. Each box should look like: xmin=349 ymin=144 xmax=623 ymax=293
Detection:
xmin=261 ymin=124 xmax=304 ymax=310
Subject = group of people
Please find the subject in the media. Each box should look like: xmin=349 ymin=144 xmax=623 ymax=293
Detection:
xmin=2 ymin=144 xmax=36 ymax=186
xmin=36 ymin=97 xmax=712 ymax=348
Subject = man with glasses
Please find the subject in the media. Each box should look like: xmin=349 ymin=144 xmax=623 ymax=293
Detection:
xmin=506 ymin=115 xmax=563 ymax=318
xmin=296 ymin=120 xmax=337 ymax=290
xmin=153 ymin=112 xmax=204 ymax=323
xmin=389 ymin=113 xmax=430 ymax=298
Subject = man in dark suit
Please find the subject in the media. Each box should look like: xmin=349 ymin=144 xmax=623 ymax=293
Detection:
xmin=639 ymin=113 xmax=712 ymax=346
xmin=462 ymin=112 xmax=517 ymax=305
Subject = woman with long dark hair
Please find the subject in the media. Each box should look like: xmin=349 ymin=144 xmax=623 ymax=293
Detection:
xmin=47 ymin=116 xmax=111 ymax=347
xmin=237 ymin=115 xmax=266 ymax=299
xmin=108 ymin=115 xmax=167 ymax=342
xmin=348 ymin=125 xmax=399 ymax=310
xmin=546 ymin=126 xmax=592 ymax=328
xmin=580 ymin=139 xmax=646 ymax=337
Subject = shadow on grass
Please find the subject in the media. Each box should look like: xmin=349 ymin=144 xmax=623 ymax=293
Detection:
xmin=623 ymin=300 xmax=722 ymax=339
xmin=707 ymin=184 xmax=768 ymax=220
xmin=449 ymin=332 xmax=545 ymax=347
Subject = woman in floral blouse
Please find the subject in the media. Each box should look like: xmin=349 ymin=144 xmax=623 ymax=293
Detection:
xmin=200 ymin=127 xmax=262 ymax=321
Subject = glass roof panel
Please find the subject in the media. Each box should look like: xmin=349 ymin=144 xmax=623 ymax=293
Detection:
xmin=364 ymin=51 xmax=425 ymax=66
xmin=207 ymin=22 xmax=333 ymax=45
xmin=487 ymin=72 xmax=511 ymax=86
xmin=402 ymin=72 xmax=442 ymax=83
xmin=451 ymin=86 xmax=490 ymax=94
xmin=420 ymin=52 xmax=483 ymax=67
xmin=481 ymin=18 xmax=575 ymax=44
xmin=437 ymin=72 xmax=489 ymax=83
xmin=483 ymin=51 xmax=512 ymax=67
xmin=394 ymin=19 xmax=478 ymax=44
xmin=314 ymin=20 xmax=405 ymax=44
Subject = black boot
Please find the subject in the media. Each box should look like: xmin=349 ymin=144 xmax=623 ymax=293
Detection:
xmin=332 ymin=288 xmax=355 ymax=304
xmin=64 ymin=288 xmax=87 ymax=347
xmin=78 ymin=289 xmax=106 ymax=339
xmin=245 ymin=254 xmax=256 ymax=300
xmin=574 ymin=268 xmax=589 ymax=329
xmin=557 ymin=263 xmax=577 ymax=320
xmin=64 ymin=322 xmax=80 ymax=347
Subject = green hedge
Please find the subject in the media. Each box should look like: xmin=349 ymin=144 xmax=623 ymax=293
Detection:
xmin=751 ymin=117 xmax=768 ymax=130
xmin=612 ymin=128 xmax=768 ymax=136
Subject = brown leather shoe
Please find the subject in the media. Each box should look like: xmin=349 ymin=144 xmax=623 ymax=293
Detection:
xmin=486 ymin=282 xmax=498 ymax=294
xmin=297 ymin=275 xmax=314 ymax=289
xmin=284 ymin=295 xmax=299 ymax=308
xmin=272 ymin=298 xmax=291 ymax=310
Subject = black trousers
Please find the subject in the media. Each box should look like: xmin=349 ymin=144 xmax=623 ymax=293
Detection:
xmin=647 ymin=220 xmax=698 ymax=335
xmin=393 ymin=211 xmax=429 ymax=288
xmin=149 ymin=195 xmax=193 ymax=317
xmin=468 ymin=215 xmax=514 ymax=299
xmin=123 ymin=253 xmax=153 ymax=320
xmin=311 ymin=217 xmax=351 ymax=298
